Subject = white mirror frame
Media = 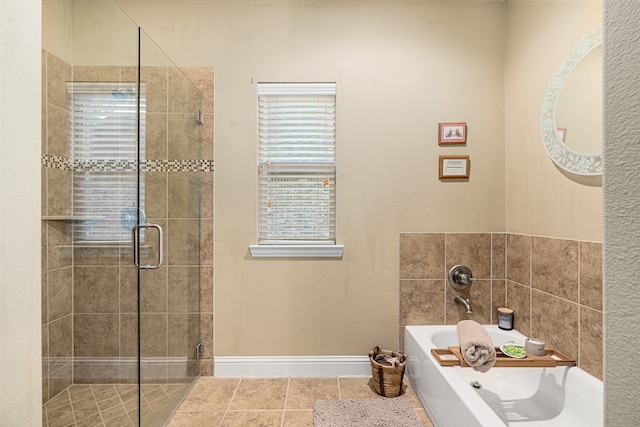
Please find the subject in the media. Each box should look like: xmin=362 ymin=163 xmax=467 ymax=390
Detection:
xmin=540 ymin=24 xmax=602 ymax=176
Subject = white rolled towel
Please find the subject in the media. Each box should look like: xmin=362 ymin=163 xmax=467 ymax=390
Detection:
xmin=456 ymin=320 xmax=496 ymax=373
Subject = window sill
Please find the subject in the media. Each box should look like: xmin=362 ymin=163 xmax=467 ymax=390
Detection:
xmin=249 ymin=244 xmax=344 ymax=258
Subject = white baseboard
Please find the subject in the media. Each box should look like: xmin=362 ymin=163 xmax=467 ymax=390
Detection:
xmin=214 ymin=355 xmax=371 ymax=377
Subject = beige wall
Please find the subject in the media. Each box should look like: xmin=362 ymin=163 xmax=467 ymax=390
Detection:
xmin=0 ymin=1 xmax=43 ymax=425
xmin=42 ymin=0 xmax=73 ymax=63
xmin=118 ymin=0 xmax=508 ymax=356
xmin=505 ymin=1 xmax=602 ymax=241
xmin=116 ymin=0 xmax=604 ymax=358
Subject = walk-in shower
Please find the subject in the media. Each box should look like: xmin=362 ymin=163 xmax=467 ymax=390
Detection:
xmin=41 ymin=1 xmax=206 ymax=425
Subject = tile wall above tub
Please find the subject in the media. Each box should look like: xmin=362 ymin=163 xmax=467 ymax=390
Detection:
xmin=398 ymin=232 xmax=603 ymax=380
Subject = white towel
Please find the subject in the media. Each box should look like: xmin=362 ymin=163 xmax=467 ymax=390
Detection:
xmin=456 ymin=320 xmax=496 ymax=373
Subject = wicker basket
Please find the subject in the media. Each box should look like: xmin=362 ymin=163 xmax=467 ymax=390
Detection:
xmin=369 ymin=345 xmax=406 ymax=397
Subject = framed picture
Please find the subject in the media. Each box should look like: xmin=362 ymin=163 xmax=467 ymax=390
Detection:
xmin=438 ymin=122 xmax=467 ymax=145
xmin=556 ymin=127 xmax=567 ymax=142
xmin=439 ymin=155 xmax=470 ymax=179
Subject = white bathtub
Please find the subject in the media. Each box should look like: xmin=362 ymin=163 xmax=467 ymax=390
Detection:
xmin=405 ymin=325 xmax=603 ymax=427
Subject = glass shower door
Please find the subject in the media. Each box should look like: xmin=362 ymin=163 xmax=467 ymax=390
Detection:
xmin=135 ymin=28 xmax=203 ymax=426
xmin=42 ymin=2 xmax=202 ymax=425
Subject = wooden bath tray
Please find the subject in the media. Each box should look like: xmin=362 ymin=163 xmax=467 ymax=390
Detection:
xmin=431 ymin=346 xmax=576 ymax=368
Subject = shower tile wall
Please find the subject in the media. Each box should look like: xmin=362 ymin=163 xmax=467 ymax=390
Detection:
xmin=398 ymin=232 xmax=603 ymax=380
xmin=180 ymin=66 xmax=215 ymax=377
xmin=41 ymin=50 xmax=215 ymax=404
xmin=42 ymin=50 xmax=74 ymax=402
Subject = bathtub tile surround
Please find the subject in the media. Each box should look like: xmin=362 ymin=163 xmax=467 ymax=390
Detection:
xmin=491 ymin=233 xmax=506 ymax=279
xmin=505 ymin=280 xmax=531 ymax=337
xmin=399 ymin=233 xmax=445 ymax=280
xmin=399 ymin=233 xmax=504 ymax=329
xmin=532 ymin=290 xmax=579 ymax=361
xmin=41 ymin=50 xmax=215 ymax=403
xmin=445 ymin=279 xmax=493 ymax=325
xmin=445 ymin=233 xmax=492 ymax=278
xmin=506 ymin=234 xmax=530 ymax=285
xmin=491 ymin=280 xmax=507 ymax=322
xmin=579 ymin=306 xmax=603 ymax=378
xmin=580 ymin=241 xmax=603 ymax=311
xmin=531 ymin=237 xmax=579 ymax=302
xmin=400 ymin=280 xmax=446 ymax=325
xmin=399 ymin=232 xmax=603 ymax=379
xmin=508 ymin=234 xmax=603 ymax=379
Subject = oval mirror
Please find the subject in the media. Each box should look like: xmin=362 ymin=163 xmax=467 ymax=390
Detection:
xmin=540 ymin=24 xmax=602 ymax=175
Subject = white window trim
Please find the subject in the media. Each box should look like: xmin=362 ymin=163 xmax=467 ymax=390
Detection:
xmin=249 ymin=244 xmax=344 ymax=258
xmin=252 ymin=82 xmax=342 ymax=258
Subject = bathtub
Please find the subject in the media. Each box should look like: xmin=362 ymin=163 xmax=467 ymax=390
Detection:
xmin=405 ymin=325 xmax=603 ymax=427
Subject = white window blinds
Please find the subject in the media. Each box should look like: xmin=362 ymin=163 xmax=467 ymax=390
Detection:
xmin=69 ymin=82 xmax=145 ymax=243
xmin=257 ymin=83 xmax=336 ymax=244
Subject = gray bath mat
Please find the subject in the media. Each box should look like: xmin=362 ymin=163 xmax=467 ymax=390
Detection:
xmin=313 ymin=399 xmax=423 ymax=427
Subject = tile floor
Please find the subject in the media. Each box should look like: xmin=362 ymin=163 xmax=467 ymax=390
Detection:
xmin=167 ymin=376 xmax=434 ymax=427
xmin=43 ymin=383 xmax=189 ymax=427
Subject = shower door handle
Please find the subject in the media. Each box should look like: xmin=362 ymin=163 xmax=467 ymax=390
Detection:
xmin=133 ymin=223 xmax=163 ymax=269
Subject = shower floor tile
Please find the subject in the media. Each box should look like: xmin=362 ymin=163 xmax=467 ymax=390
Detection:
xmin=42 ymin=383 xmax=189 ymax=427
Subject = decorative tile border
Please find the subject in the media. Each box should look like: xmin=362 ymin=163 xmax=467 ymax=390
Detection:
xmin=42 ymin=154 xmax=214 ymax=172
xmin=42 ymin=154 xmax=73 ymax=171
xmin=145 ymin=159 xmax=215 ymax=172
xmin=73 ymin=159 xmax=138 ymax=172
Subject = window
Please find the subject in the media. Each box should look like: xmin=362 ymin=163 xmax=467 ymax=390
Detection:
xmin=69 ymin=82 xmax=145 ymax=243
xmin=255 ymin=83 xmax=340 ymax=256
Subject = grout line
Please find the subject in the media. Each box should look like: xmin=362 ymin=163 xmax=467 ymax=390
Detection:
xmin=528 ymin=236 xmax=533 ymax=338
xmin=443 ymin=234 xmax=448 ymax=325
xmin=89 ymin=384 xmax=107 ymax=426
xmin=490 ymin=234 xmax=496 ymax=323
xmin=280 ymin=377 xmax=291 ymax=427
xmin=577 ymin=241 xmax=582 ymax=366
xmin=219 ymin=377 xmax=242 ymax=424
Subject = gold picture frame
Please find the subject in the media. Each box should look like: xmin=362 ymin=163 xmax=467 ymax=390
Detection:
xmin=439 ymin=155 xmax=470 ymax=179
xmin=438 ymin=122 xmax=467 ymax=145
